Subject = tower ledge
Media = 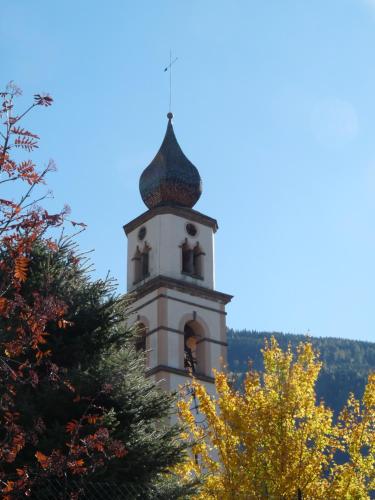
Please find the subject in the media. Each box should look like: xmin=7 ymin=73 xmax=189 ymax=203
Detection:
xmin=146 ymin=365 xmax=215 ymax=384
xmin=128 ymin=274 xmax=233 ymax=306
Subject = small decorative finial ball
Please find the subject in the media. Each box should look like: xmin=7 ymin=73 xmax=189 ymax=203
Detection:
xmin=167 ymin=112 xmax=173 ymax=120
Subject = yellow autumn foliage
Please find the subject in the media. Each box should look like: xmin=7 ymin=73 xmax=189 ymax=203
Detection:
xmin=176 ymin=338 xmax=375 ymax=499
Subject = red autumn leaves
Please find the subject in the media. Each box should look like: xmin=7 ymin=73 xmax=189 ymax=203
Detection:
xmin=0 ymin=83 xmax=126 ymax=497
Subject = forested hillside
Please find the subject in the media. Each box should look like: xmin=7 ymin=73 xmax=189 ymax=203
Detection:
xmin=227 ymin=330 xmax=375 ymax=416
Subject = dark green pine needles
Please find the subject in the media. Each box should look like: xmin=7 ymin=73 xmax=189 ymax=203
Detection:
xmin=5 ymin=238 xmax=195 ymax=498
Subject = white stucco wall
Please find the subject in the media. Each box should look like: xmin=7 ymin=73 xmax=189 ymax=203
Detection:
xmin=125 ymin=208 xmax=230 ymax=399
xmin=126 ymin=213 xmax=215 ymax=291
xmin=128 ymin=287 xmax=227 ymax=378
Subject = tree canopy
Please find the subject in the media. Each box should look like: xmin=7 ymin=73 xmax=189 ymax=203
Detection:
xmin=228 ymin=329 xmax=375 ymax=416
xmin=178 ymin=338 xmax=375 ymax=499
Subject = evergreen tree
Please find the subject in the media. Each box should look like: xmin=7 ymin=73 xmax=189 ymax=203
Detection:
xmin=11 ymin=238 xmax=193 ymax=497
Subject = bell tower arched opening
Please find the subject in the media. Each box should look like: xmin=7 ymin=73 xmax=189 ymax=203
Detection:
xmin=181 ymin=239 xmax=205 ymax=279
xmin=135 ymin=322 xmax=147 ymax=353
xmin=132 ymin=242 xmax=151 ymax=284
xmin=193 ymin=242 xmax=204 ymax=278
xmin=134 ymin=322 xmax=149 ymax=368
xmin=183 ymin=320 xmax=206 ymax=376
xmin=181 ymin=239 xmax=193 ymax=275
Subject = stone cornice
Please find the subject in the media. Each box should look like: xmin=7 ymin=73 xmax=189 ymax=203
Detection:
xmin=143 ymin=325 xmax=228 ymax=346
xmin=146 ymin=365 xmax=215 ymax=384
xmin=123 ymin=206 xmax=219 ymax=235
xmin=131 ymin=275 xmax=233 ymax=306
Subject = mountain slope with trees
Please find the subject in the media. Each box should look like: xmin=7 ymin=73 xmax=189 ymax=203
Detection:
xmin=227 ymin=329 xmax=375 ymax=415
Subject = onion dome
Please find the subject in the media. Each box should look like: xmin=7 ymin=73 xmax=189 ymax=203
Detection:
xmin=139 ymin=113 xmax=202 ymax=210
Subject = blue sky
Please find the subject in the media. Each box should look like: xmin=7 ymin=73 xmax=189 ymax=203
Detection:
xmin=2 ymin=0 xmax=375 ymax=342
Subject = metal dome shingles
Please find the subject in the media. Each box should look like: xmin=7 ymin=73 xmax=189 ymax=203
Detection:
xmin=139 ymin=114 xmax=202 ymax=210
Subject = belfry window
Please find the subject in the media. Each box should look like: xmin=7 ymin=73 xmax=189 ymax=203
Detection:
xmin=184 ymin=324 xmax=198 ymax=374
xmin=132 ymin=247 xmax=142 ymax=284
xmin=183 ymin=320 xmax=206 ymax=375
xmin=193 ymin=242 xmax=204 ymax=277
xmin=135 ymin=322 xmax=147 ymax=353
xmin=133 ymin=242 xmax=151 ymax=284
xmin=181 ymin=239 xmax=204 ymax=279
xmin=141 ymin=247 xmax=149 ymax=277
xmin=135 ymin=322 xmax=148 ymax=368
xmin=181 ymin=240 xmax=194 ymax=274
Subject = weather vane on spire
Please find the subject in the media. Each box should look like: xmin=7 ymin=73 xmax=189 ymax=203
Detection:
xmin=164 ymin=50 xmax=178 ymax=113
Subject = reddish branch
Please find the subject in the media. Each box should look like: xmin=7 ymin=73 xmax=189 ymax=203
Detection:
xmin=0 ymin=82 xmax=125 ymax=498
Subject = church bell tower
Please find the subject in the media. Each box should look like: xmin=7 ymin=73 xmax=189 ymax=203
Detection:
xmin=124 ymin=112 xmax=232 ymax=394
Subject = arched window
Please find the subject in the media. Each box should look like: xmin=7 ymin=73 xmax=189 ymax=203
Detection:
xmin=181 ymin=239 xmax=204 ymax=279
xmin=181 ymin=239 xmax=194 ymax=274
xmin=183 ymin=320 xmax=207 ymax=375
xmin=135 ymin=322 xmax=149 ymax=369
xmin=135 ymin=322 xmax=147 ymax=353
xmin=133 ymin=242 xmax=151 ymax=284
xmin=141 ymin=242 xmax=150 ymax=278
xmin=193 ymin=243 xmax=204 ymax=278
xmin=184 ymin=323 xmax=198 ymax=373
xmin=132 ymin=246 xmax=142 ymax=284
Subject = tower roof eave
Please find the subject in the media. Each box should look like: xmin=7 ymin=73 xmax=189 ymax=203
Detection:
xmin=123 ymin=205 xmax=218 ymax=235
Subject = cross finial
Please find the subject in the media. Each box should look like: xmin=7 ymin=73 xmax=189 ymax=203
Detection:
xmin=164 ymin=50 xmax=178 ymax=113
